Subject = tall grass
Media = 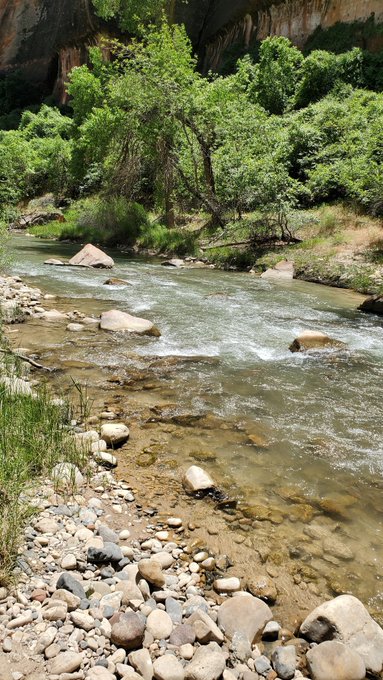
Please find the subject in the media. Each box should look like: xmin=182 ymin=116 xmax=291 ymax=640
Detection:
xmin=0 ymin=337 xmax=87 ymax=584
xmin=138 ymin=223 xmax=198 ymax=256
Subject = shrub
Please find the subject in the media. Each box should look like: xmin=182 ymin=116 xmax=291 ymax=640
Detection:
xmin=60 ymin=197 xmax=150 ymax=246
xmin=138 ymin=223 xmax=197 ymax=256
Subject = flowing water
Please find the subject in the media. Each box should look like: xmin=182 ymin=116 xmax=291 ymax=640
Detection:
xmin=8 ymin=235 xmax=383 ymax=619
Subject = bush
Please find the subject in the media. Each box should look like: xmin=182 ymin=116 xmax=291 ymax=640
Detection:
xmin=61 ymin=197 xmax=150 ymax=246
xmin=138 ymin=223 xmax=197 ymax=256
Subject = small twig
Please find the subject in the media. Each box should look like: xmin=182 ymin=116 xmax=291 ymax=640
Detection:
xmin=0 ymin=349 xmax=53 ymax=371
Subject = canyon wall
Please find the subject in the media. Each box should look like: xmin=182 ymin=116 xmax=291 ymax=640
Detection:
xmin=1 ymin=0 xmax=382 ymax=102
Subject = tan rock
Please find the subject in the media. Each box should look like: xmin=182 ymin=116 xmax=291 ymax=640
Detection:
xmin=100 ymin=309 xmax=160 ymax=336
xmin=289 ymin=330 xmax=346 ymax=352
xmin=68 ymin=243 xmax=114 ymax=268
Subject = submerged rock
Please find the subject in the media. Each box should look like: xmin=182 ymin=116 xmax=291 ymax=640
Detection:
xmin=68 ymin=243 xmax=114 ymax=269
xmin=100 ymin=309 xmax=160 ymax=336
xmin=104 ymin=278 xmax=132 ymax=286
xmin=289 ymin=330 xmax=346 ymax=352
xmin=44 ymin=258 xmax=65 ymax=266
xmin=183 ymin=466 xmax=215 ymax=493
xmin=300 ymin=594 xmax=383 ymax=673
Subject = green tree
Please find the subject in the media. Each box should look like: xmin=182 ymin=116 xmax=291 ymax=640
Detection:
xmin=252 ymin=37 xmax=303 ymax=114
xmin=91 ymin=0 xmax=165 ymax=32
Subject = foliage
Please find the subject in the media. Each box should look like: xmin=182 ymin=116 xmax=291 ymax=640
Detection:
xmin=1 ymin=27 xmax=383 ymax=255
xmin=255 ymin=37 xmax=304 ymax=114
xmin=0 ymin=106 xmax=73 ymax=213
xmin=138 ymin=223 xmax=198 ymax=255
xmin=91 ymin=0 xmax=165 ymax=32
xmin=0 ymin=334 xmax=86 ymax=583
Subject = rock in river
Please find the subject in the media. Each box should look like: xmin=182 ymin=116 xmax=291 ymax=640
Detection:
xmin=100 ymin=309 xmax=160 ymax=336
xmin=289 ymin=330 xmax=346 ymax=352
xmin=358 ymin=293 xmax=383 ymax=316
xmin=68 ymin=243 xmax=114 ymax=268
xmin=183 ymin=466 xmax=215 ymax=493
xmin=300 ymin=594 xmax=383 ymax=674
xmin=261 ymin=260 xmax=294 ymax=280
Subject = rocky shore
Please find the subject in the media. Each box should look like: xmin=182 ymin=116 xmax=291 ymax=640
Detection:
xmin=1 ymin=437 xmax=382 ymax=680
xmin=1 ymin=273 xmax=383 ymax=680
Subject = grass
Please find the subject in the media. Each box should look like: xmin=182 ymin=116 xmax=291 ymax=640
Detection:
xmin=137 ymin=223 xmax=198 ymax=256
xmin=0 ymin=333 xmax=87 ymax=584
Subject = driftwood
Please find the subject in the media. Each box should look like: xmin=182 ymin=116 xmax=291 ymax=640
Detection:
xmin=0 ymin=348 xmax=53 ymax=371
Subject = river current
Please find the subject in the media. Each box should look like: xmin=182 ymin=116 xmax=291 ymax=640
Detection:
xmin=8 ymin=235 xmax=383 ymax=619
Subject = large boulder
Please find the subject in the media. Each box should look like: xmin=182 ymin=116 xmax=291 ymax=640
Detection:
xmin=183 ymin=466 xmax=215 ymax=493
xmin=358 ymin=294 xmax=383 ymax=316
xmin=300 ymin=595 xmax=383 ymax=674
xmin=68 ymin=244 xmax=114 ymax=269
xmin=261 ymin=260 xmax=294 ymax=280
xmin=100 ymin=310 xmax=160 ymax=336
xmin=217 ymin=593 xmax=272 ymax=644
xmin=306 ymin=641 xmax=366 ymax=680
xmin=289 ymin=330 xmax=346 ymax=353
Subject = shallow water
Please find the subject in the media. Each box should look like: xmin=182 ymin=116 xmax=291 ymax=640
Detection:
xmin=8 ymin=235 xmax=383 ymax=615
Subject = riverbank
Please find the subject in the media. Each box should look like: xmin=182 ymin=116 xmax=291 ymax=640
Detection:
xmin=5 ymin=238 xmax=383 ymax=623
xmin=1 ymin=271 xmax=383 ymax=678
xmin=26 ymin=202 xmax=383 ymax=297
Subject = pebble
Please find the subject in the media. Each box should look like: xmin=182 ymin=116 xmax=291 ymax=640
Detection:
xmin=146 ymin=610 xmax=173 ymax=639
xmin=153 ymin=654 xmax=185 ymax=680
xmin=47 ymin=651 xmax=83 ymax=675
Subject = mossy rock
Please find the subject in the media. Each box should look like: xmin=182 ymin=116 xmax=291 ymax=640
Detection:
xmin=242 ymin=504 xmax=271 ymax=521
xmin=136 ymin=448 xmax=158 ymax=467
xmin=289 ymin=503 xmax=315 ymax=523
xmin=190 ymin=450 xmax=217 ymax=462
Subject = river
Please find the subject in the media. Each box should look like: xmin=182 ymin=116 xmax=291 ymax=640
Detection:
xmin=7 ymin=234 xmax=383 ymax=622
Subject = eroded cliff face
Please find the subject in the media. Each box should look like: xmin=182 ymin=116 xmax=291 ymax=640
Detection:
xmin=1 ymin=0 xmax=382 ymax=102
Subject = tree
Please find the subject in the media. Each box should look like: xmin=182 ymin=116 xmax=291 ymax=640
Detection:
xmin=252 ymin=37 xmax=303 ymax=114
xmin=91 ymin=0 xmax=165 ymax=32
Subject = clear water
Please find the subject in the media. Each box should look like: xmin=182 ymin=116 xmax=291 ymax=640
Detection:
xmin=9 ymin=235 xmax=383 ymax=613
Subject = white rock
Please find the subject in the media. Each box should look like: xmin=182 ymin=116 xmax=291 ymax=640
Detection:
xmin=213 ymin=577 xmax=241 ymax=593
xmin=153 ymin=654 xmax=185 ymax=680
xmin=128 ymin=648 xmax=153 ymax=680
xmin=51 ymin=462 xmax=84 ymax=490
xmin=70 ymin=611 xmax=95 ymax=632
xmin=100 ymin=310 xmax=159 ymax=336
xmin=167 ymin=517 xmax=182 ymax=528
xmin=182 ymin=466 xmax=214 ymax=493
xmin=300 ymin=595 xmax=383 ymax=674
xmin=101 ymin=423 xmax=130 ymax=447
xmin=146 ymin=610 xmax=173 ymax=640
xmin=47 ymin=651 xmax=83 ymax=675
xmin=61 ymin=554 xmax=77 ymax=570
xmin=66 ymin=323 xmax=84 ymax=332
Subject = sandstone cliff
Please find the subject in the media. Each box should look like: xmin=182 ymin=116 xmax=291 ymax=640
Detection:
xmin=1 ymin=0 xmax=382 ymax=103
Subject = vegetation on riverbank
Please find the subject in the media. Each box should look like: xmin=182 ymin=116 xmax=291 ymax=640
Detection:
xmin=0 ymin=329 xmax=87 ymax=584
xmin=0 ymin=8 xmax=382 ymax=293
